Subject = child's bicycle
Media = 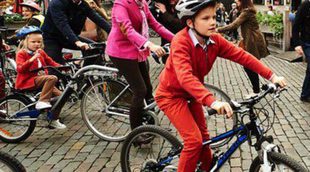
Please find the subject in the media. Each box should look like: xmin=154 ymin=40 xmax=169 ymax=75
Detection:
xmin=0 ymin=151 xmax=26 ymax=172
xmin=0 ymin=65 xmax=122 ymax=143
xmin=120 ymin=84 xmax=309 ymax=172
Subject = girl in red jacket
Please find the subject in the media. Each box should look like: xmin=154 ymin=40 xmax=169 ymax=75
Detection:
xmin=155 ymin=0 xmax=286 ymax=171
xmin=15 ymin=26 xmax=66 ymax=129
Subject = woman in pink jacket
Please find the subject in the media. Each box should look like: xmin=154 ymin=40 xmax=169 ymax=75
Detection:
xmin=106 ymin=0 xmax=174 ymax=130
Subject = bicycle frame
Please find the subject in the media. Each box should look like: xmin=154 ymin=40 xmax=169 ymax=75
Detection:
xmin=156 ymin=120 xmax=262 ymax=172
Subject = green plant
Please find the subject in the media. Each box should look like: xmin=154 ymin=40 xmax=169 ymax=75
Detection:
xmin=4 ymin=13 xmax=25 ymax=23
xmin=257 ymin=12 xmax=283 ymax=37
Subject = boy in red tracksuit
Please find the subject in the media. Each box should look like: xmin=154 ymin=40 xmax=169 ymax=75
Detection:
xmin=155 ymin=0 xmax=287 ymax=171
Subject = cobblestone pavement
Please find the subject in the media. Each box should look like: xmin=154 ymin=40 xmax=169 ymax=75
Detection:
xmin=1 ymin=46 xmax=310 ymax=171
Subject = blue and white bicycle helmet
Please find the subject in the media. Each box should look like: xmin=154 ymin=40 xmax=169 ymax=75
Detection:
xmin=175 ymin=0 xmax=217 ymax=20
xmin=16 ymin=26 xmax=42 ymax=39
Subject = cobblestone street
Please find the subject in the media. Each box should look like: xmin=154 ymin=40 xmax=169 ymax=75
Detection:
xmin=1 ymin=43 xmax=310 ymax=171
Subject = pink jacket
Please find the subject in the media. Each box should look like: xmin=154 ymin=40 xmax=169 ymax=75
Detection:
xmin=105 ymin=0 xmax=174 ymax=60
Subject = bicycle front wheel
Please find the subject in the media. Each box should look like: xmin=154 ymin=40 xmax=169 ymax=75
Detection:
xmin=81 ymin=79 xmax=132 ymax=142
xmin=250 ymin=152 xmax=308 ymax=172
xmin=0 ymin=95 xmax=36 ymax=143
xmin=0 ymin=151 xmax=26 ymax=172
xmin=121 ymin=125 xmax=182 ymax=172
xmin=204 ymin=84 xmax=237 ymax=148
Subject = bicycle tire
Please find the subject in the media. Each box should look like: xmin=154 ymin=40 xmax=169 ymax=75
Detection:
xmin=121 ymin=125 xmax=182 ymax=172
xmin=0 ymin=94 xmax=36 ymax=143
xmin=0 ymin=151 xmax=26 ymax=172
xmin=81 ymin=79 xmax=132 ymax=142
xmin=204 ymin=84 xmax=237 ymax=148
xmin=250 ymin=152 xmax=308 ymax=172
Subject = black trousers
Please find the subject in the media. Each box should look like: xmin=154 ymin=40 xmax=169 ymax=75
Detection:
xmin=244 ymin=67 xmax=260 ymax=93
xmin=110 ymin=56 xmax=153 ymax=129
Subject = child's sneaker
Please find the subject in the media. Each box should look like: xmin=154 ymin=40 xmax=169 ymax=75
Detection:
xmin=35 ymin=101 xmax=52 ymax=110
xmin=49 ymin=119 xmax=66 ymax=129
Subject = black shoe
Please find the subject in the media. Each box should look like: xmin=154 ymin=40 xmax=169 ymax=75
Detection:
xmin=133 ymin=134 xmax=155 ymax=147
xmin=300 ymin=97 xmax=310 ymax=103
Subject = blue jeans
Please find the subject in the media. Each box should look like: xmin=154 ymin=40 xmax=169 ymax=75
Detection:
xmin=301 ymin=42 xmax=310 ymax=98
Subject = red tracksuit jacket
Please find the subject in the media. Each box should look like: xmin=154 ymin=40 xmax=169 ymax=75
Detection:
xmin=155 ymin=27 xmax=273 ymax=107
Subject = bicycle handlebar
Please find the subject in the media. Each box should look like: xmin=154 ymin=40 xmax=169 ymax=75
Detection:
xmin=30 ymin=66 xmax=72 ymax=81
xmin=151 ymin=43 xmax=170 ymax=64
xmin=207 ymin=83 xmax=285 ymax=116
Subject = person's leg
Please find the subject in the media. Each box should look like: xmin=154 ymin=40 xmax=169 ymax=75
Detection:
xmin=301 ymin=43 xmax=310 ymax=99
xmin=110 ymin=57 xmax=147 ymax=129
xmin=243 ymin=67 xmax=260 ymax=94
xmin=156 ymin=97 xmax=204 ymax=172
xmin=138 ymin=61 xmax=154 ymax=102
xmin=34 ymin=75 xmax=59 ymax=102
xmin=189 ymin=101 xmax=212 ymax=171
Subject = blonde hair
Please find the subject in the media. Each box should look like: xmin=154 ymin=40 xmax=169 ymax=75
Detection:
xmin=17 ymin=33 xmax=44 ymax=52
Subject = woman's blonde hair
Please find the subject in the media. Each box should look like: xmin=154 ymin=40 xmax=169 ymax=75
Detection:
xmin=17 ymin=33 xmax=44 ymax=52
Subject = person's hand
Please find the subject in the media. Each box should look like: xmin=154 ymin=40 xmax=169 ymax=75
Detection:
xmin=270 ymin=75 xmax=287 ymax=88
xmin=2 ymin=41 xmax=10 ymax=51
xmin=29 ymin=49 xmax=42 ymax=62
xmin=75 ymin=41 xmax=90 ymax=50
xmin=155 ymin=2 xmax=167 ymax=13
xmin=210 ymin=101 xmax=233 ymax=118
xmin=295 ymin=46 xmax=304 ymax=57
xmin=148 ymin=42 xmax=166 ymax=57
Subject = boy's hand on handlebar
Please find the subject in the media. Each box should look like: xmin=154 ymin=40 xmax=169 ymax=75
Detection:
xmin=75 ymin=41 xmax=90 ymax=50
xmin=148 ymin=42 xmax=166 ymax=57
xmin=210 ymin=101 xmax=233 ymax=118
xmin=270 ymin=75 xmax=287 ymax=88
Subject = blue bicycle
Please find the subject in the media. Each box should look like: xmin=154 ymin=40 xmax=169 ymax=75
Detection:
xmin=120 ymin=84 xmax=308 ymax=171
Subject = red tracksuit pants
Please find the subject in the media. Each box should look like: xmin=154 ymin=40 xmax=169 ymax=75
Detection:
xmin=156 ymin=97 xmax=212 ymax=172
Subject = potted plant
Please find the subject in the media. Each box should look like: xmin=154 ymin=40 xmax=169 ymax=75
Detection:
xmin=4 ymin=13 xmax=26 ymax=28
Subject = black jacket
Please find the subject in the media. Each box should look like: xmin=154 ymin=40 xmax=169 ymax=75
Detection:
xmin=292 ymin=0 xmax=310 ymax=47
xmin=42 ymin=0 xmax=111 ymax=44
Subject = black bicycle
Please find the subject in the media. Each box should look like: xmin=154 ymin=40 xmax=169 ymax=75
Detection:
xmin=0 ymin=65 xmax=119 ymax=143
xmin=0 ymin=151 xmax=26 ymax=172
xmin=120 ymin=84 xmax=308 ymax=171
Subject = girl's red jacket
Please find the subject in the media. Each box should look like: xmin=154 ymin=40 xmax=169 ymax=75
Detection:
xmin=155 ymin=27 xmax=273 ymax=107
xmin=15 ymin=50 xmax=60 ymax=90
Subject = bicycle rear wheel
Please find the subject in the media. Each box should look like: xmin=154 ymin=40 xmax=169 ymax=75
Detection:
xmin=0 ymin=95 xmax=36 ymax=143
xmin=250 ymin=152 xmax=308 ymax=172
xmin=81 ymin=79 xmax=132 ymax=142
xmin=0 ymin=151 xmax=26 ymax=172
xmin=121 ymin=125 xmax=182 ymax=172
xmin=204 ymin=84 xmax=237 ymax=148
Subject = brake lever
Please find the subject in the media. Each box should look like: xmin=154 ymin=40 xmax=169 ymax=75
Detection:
xmin=273 ymin=87 xmax=287 ymax=99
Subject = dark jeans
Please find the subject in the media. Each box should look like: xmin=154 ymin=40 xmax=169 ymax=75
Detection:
xmin=244 ymin=67 xmax=260 ymax=94
xmin=301 ymin=42 xmax=310 ymax=98
xmin=110 ymin=57 xmax=153 ymax=129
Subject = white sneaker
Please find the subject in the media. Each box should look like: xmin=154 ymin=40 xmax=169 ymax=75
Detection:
xmin=49 ymin=119 xmax=67 ymax=129
xmin=35 ymin=101 xmax=52 ymax=110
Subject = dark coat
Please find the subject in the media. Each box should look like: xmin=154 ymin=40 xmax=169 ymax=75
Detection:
xmin=292 ymin=0 xmax=310 ymax=47
xmin=42 ymin=0 xmax=111 ymax=44
xmin=218 ymin=8 xmax=269 ymax=59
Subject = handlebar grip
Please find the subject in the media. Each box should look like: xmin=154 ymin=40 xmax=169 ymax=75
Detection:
xmin=30 ymin=67 xmax=44 ymax=73
xmin=207 ymin=109 xmax=218 ymax=116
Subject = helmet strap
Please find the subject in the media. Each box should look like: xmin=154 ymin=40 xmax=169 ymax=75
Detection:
xmin=191 ymin=22 xmax=210 ymax=41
